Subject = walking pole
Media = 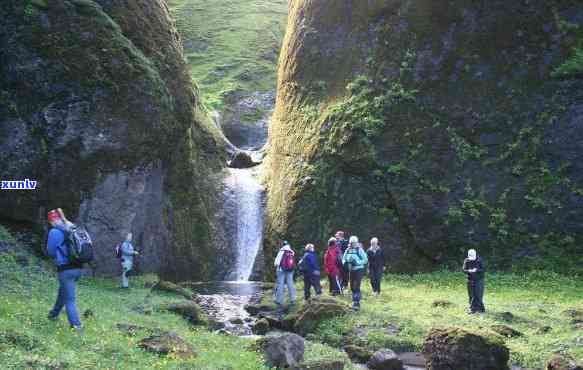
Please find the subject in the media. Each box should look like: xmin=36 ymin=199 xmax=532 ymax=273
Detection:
xmin=335 ymin=275 xmax=343 ymax=295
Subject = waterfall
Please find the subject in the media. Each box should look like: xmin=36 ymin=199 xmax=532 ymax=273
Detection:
xmin=223 ymin=167 xmax=265 ymax=281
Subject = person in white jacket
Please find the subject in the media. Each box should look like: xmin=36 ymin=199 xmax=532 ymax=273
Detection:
xmin=273 ymin=241 xmax=297 ymax=305
xmin=120 ymin=233 xmax=139 ymax=288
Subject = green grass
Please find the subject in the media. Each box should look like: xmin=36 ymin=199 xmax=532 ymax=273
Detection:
xmin=266 ymin=270 xmax=583 ymax=368
xmin=0 ymin=225 xmax=16 ymax=243
xmin=168 ymin=0 xmax=287 ymax=111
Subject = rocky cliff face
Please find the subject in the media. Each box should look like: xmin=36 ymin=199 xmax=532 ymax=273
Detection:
xmin=265 ymin=0 xmax=583 ymax=275
xmin=0 ymin=0 xmax=226 ymax=280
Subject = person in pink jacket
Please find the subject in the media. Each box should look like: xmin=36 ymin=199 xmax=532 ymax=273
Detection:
xmin=323 ymin=237 xmax=342 ymax=295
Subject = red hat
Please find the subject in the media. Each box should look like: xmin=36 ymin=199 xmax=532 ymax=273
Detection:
xmin=47 ymin=210 xmax=61 ymax=223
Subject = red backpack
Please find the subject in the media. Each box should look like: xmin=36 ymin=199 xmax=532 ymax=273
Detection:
xmin=280 ymin=250 xmax=295 ymax=271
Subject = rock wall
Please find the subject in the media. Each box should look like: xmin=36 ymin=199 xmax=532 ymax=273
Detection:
xmin=264 ymin=0 xmax=583 ymax=276
xmin=0 ymin=0 xmax=226 ymax=280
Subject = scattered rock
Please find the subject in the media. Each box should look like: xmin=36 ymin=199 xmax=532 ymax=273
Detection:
xmin=132 ymin=303 xmax=153 ymax=315
xmin=546 ymin=353 xmax=583 ymax=370
xmin=343 ymin=345 xmax=373 ymax=363
xmin=82 ymin=309 xmax=94 ymax=319
xmin=227 ymin=150 xmax=259 ymax=168
xmin=258 ymin=312 xmax=284 ymax=329
xmin=207 ymin=318 xmax=226 ymax=331
xmin=574 ymin=323 xmax=583 ymax=331
xmin=165 ymin=301 xmax=207 ymax=325
xmin=537 ymin=326 xmax=553 ymax=334
xmin=498 ymin=311 xmax=515 ymax=322
xmin=422 ymin=327 xmax=510 ymax=370
xmin=432 ymin=300 xmax=454 ymax=308
xmin=564 ymin=309 xmax=583 ymax=324
xmin=491 ymin=324 xmax=523 ymax=338
xmin=293 ymin=360 xmax=345 ymax=370
xmin=151 ymin=281 xmax=196 ymax=300
xmin=0 ymin=330 xmax=42 ymax=351
xmin=24 ymin=355 xmax=67 ymax=370
xmin=294 ymin=297 xmax=350 ymax=335
xmin=367 ymin=349 xmax=404 ymax=370
xmin=257 ymin=333 xmax=305 ymax=368
xmin=282 ymin=314 xmax=299 ymax=332
xmin=385 ymin=324 xmax=400 ymax=336
xmin=252 ymin=318 xmax=270 ymax=335
xmin=138 ymin=332 xmax=197 ymax=359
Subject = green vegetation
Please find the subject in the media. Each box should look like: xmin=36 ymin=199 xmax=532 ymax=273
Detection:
xmin=0 ymin=225 xmax=16 ymax=244
xmin=263 ymin=271 xmax=583 ymax=369
xmin=168 ymin=0 xmax=288 ymax=110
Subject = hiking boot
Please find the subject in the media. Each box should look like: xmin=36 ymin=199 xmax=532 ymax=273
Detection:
xmin=71 ymin=325 xmax=83 ymax=334
xmin=47 ymin=313 xmax=59 ymax=321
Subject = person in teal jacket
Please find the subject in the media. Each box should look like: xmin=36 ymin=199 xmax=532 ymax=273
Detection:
xmin=342 ymin=236 xmax=368 ymax=310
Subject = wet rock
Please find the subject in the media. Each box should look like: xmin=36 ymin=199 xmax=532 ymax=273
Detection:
xmin=257 ymin=333 xmax=305 ymax=368
xmin=138 ymin=332 xmax=197 ymax=359
xmin=258 ymin=313 xmax=284 ymax=329
xmin=229 ymin=317 xmax=244 ymax=325
xmin=546 ymin=353 xmax=583 ymax=370
xmin=367 ymin=349 xmax=404 ymax=370
xmin=293 ymin=360 xmax=345 ymax=370
xmin=491 ymin=325 xmax=523 ymax=338
xmin=343 ymin=345 xmax=373 ymax=363
xmin=282 ymin=314 xmax=300 ymax=332
xmin=227 ymin=151 xmax=260 ymax=168
xmin=245 ymin=303 xmax=276 ymax=315
xmin=294 ymin=297 xmax=350 ymax=335
xmin=252 ymin=318 xmax=270 ymax=335
xmin=399 ymin=352 xmax=426 ymax=368
xmin=432 ymin=300 xmax=454 ymax=308
xmin=151 ymin=281 xmax=196 ymax=300
xmin=422 ymin=327 xmax=510 ymax=370
xmin=165 ymin=301 xmax=207 ymax=325
xmin=207 ymin=318 xmax=226 ymax=331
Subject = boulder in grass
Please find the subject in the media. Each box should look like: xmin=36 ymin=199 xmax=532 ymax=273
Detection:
xmin=294 ymin=297 xmax=350 ymax=335
xmin=257 ymin=333 xmax=305 ymax=368
xmin=432 ymin=300 xmax=454 ymax=308
xmin=490 ymin=324 xmax=523 ymax=338
xmin=343 ymin=345 xmax=374 ymax=363
xmin=151 ymin=281 xmax=196 ymax=300
xmin=564 ymin=309 xmax=583 ymax=325
xmin=252 ymin=318 xmax=270 ymax=335
xmin=422 ymin=327 xmax=510 ymax=370
xmin=546 ymin=353 xmax=583 ymax=370
xmin=165 ymin=301 xmax=207 ymax=325
xmin=138 ymin=331 xmax=197 ymax=359
xmin=367 ymin=349 xmax=404 ymax=370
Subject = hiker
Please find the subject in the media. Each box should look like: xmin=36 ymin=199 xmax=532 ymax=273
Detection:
xmin=335 ymin=230 xmax=349 ymax=288
xmin=120 ymin=233 xmax=139 ymax=289
xmin=323 ymin=237 xmax=342 ymax=295
xmin=342 ymin=236 xmax=368 ymax=310
xmin=366 ymin=237 xmax=385 ymax=295
xmin=46 ymin=209 xmax=83 ymax=330
xmin=299 ymin=243 xmax=322 ymax=300
xmin=273 ymin=241 xmax=297 ymax=305
xmin=462 ymin=249 xmax=486 ymax=314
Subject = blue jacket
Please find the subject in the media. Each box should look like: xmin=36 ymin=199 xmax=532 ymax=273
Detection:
xmin=342 ymin=246 xmax=368 ymax=271
xmin=302 ymin=251 xmax=320 ymax=273
xmin=47 ymin=227 xmax=69 ymax=266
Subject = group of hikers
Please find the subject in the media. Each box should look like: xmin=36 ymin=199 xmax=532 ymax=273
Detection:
xmin=45 ymin=209 xmax=486 ymax=332
xmin=273 ymin=230 xmax=486 ymax=314
xmin=273 ymin=231 xmax=385 ymax=311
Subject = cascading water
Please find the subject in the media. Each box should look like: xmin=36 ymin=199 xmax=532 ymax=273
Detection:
xmin=223 ymin=167 xmax=265 ymax=281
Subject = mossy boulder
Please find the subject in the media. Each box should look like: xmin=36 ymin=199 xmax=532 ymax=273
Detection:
xmin=151 ymin=281 xmax=196 ymax=300
xmin=490 ymin=324 xmax=523 ymax=338
xmin=256 ymin=333 xmax=305 ymax=368
xmin=564 ymin=309 xmax=583 ymax=324
xmin=422 ymin=327 xmax=509 ymax=370
xmin=138 ymin=331 xmax=197 ymax=359
xmin=293 ymin=297 xmax=350 ymax=335
xmin=164 ymin=301 xmax=207 ymax=326
xmin=252 ymin=318 xmax=270 ymax=335
xmin=367 ymin=349 xmax=404 ymax=370
xmin=343 ymin=345 xmax=373 ymax=363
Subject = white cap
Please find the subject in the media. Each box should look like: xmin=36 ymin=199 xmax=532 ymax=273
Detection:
xmin=468 ymin=249 xmax=477 ymax=261
xmin=349 ymin=236 xmax=359 ymax=244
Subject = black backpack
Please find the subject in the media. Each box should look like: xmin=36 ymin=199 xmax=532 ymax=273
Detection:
xmin=64 ymin=224 xmax=94 ymax=264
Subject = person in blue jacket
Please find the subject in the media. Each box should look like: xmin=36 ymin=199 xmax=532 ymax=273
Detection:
xmin=342 ymin=236 xmax=368 ymax=310
xmin=300 ymin=243 xmax=322 ymax=300
xmin=46 ymin=209 xmax=83 ymax=331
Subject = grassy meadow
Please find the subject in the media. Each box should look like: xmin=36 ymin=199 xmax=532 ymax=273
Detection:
xmin=167 ymin=0 xmax=288 ymax=110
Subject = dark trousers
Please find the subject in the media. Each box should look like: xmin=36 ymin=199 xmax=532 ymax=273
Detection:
xmin=341 ymin=266 xmax=349 ymax=288
xmin=369 ymin=268 xmax=382 ymax=293
xmin=467 ymin=279 xmax=485 ymax=312
xmin=328 ymin=274 xmax=342 ymax=295
xmin=349 ymin=269 xmax=364 ymax=306
xmin=303 ymin=272 xmax=322 ymax=300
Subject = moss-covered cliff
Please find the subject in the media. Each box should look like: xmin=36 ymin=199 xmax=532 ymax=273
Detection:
xmin=0 ymin=0 xmax=226 ymax=280
xmin=265 ymin=0 xmax=583 ymax=276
